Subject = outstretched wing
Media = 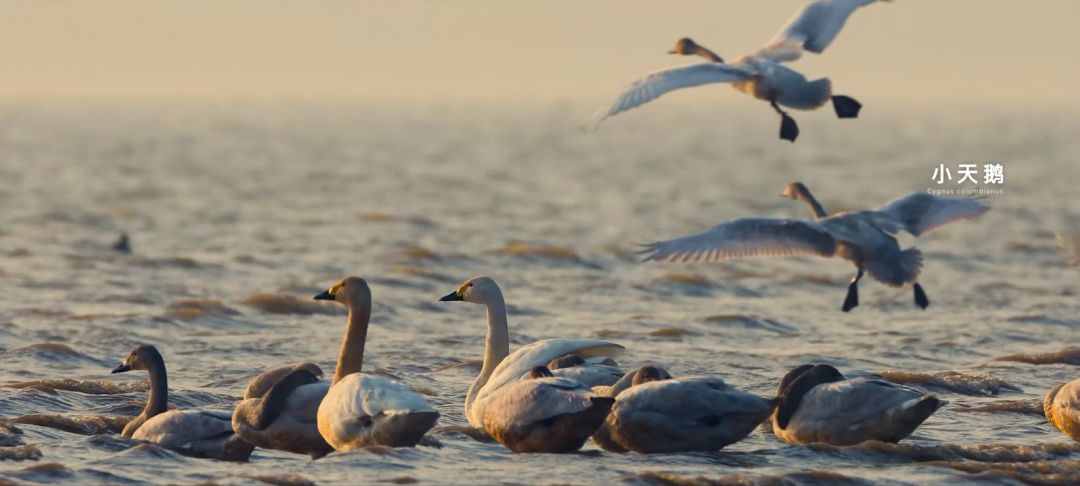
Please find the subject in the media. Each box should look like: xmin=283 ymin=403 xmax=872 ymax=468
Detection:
xmin=639 ymin=218 xmax=837 ymax=263
xmin=589 ymin=63 xmax=753 ymax=131
xmin=877 ymin=192 xmax=990 ymax=237
xmin=756 ymin=0 xmax=880 ymax=63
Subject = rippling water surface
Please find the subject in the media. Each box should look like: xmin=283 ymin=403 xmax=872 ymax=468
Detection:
xmin=0 ymin=101 xmax=1077 ymax=485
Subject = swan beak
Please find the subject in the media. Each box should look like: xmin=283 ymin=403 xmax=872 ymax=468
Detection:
xmin=111 ymin=363 xmax=130 ymax=374
xmin=438 ymin=291 xmax=463 ymax=302
xmin=666 ymin=49 xmax=677 ymax=55
xmin=313 ymin=290 xmax=334 ymax=301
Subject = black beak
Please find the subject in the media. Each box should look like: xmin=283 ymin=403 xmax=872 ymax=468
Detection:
xmin=667 ymin=49 xmax=676 ymax=55
xmin=439 ymin=291 xmax=463 ymax=302
xmin=112 ymin=363 xmax=130 ymax=374
xmin=313 ymin=290 xmax=334 ymax=301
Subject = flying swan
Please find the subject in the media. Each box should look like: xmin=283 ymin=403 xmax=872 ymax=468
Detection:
xmin=438 ymin=276 xmax=623 ymax=453
xmin=590 ymin=0 xmax=888 ymax=141
xmin=112 ymin=345 xmax=254 ymax=461
xmin=640 ymin=183 xmax=989 ymax=311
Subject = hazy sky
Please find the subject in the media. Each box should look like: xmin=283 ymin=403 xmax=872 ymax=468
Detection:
xmin=1 ymin=1 xmax=1076 ymax=103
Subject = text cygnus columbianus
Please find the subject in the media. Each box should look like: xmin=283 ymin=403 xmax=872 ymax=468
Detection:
xmin=313 ymin=277 xmax=439 ymax=451
xmin=641 ymin=183 xmax=989 ymax=311
xmin=112 ymin=345 xmax=253 ymax=461
xmin=439 ymin=276 xmax=622 ymax=452
xmin=591 ymin=0 xmax=887 ymax=141
xmin=772 ymin=364 xmax=944 ymax=445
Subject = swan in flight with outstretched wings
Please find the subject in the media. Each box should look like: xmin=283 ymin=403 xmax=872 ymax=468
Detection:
xmin=590 ymin=0 xmax=888 ymax=142
xmin=640 ymin=182 xmax=988 ymax=312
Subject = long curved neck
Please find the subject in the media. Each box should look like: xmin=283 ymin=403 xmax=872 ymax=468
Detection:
xmin=469 ymin=291 xmax=510 ymax=397
xmin=144 ymin=356 xmax=168 ymax=418
xmin=796 ymin=186 xmax=828 ymax=220
xmin=332 ymin=295 xmax=371 ymax=384
xmin=692 ymin=45 xmax=724 ymax=63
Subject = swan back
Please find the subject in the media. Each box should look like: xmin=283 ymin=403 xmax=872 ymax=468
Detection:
xmin=317 ymin=374 xmax=438 ymax=450
xmin=132 ymin=409 xmax=233 ymax=448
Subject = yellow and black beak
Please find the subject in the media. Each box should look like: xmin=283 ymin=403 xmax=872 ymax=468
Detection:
xmin=313 ymin=290 xmax=334 ymax=301
xmin=439 ymin=291 xmax=463 ymax=302
xmin=112 ymin=363 xmax=130 ymax=374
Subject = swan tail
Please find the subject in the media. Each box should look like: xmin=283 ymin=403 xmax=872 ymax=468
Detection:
xmin=372 ymin=410 xmax=440 ymax=447
xmin=777 ymin=78 xmax=832 ymax=111
xmin=254 ymin=368 xmax=321 ymax=430
xmin=867 ymin=248 xmax=923 ymax=287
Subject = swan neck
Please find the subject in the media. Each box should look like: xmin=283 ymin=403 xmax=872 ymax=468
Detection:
xmin=797 ymin=187 xmax=828 ymax=219
xmin=144 ymin=356 xmax=168 ymax=418
xmin=480 ymin=293 xmax=510 ymax=379
xmin=692 ymin=45 xmax=724 ymax=63
xmin=333 ymin=298 xmax=371 ymax=384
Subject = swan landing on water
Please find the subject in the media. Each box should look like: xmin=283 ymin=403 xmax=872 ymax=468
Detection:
xmin=590 ymin=0 xmax=888 ymax=142
xmin=639 ymin=182 xmax=989 ymax=312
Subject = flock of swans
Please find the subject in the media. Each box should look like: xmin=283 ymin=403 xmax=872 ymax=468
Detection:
xmin=66 ymin=0 xmax=1078 ymax=473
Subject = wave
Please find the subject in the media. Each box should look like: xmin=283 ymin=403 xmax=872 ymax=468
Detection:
xmin=928 ymin=459 xmax=1080 ymax=485
xmin=4 ymin=344 xmax=109 ymax=366
xmin=996 ymin=348 xmax=1080 ymax=365
xmin=952 ymin=399 xmax=1045 ymax=416
xmin=0 ymin=444 xmax=41 ymax=461
xmin=0 ymin=422 xmax=25 ymax=447
xmin=237 ymin=293 xmax=345 ymax=316
xmin=878 ymin=370 xmax=1021 ymax=396
xmin=491 ymin=242 xmax=600 ymax=268
xmin=5 ymin=379 xmax=146 ymax=396
xmin=807 ymin=441 xmax=1080 ymax=463
xmin=630 ymin=470 xmax=871 ymax=486
xmin=657 ymin=272 xmax=715 ymax=287
xmin=165 ymin=299 xmax=242 ymax=319
xmin=10 ymin=414 xmax=131 ymax=435
xmin=251 ymin=473 xmax=318 ymax=486
xmin=702 ymin=314 xmax=797 ymax=333
xmin=648 ymin=327 xmax=694 ymax=337
xmin=430 ymin=425 xmax=495 ymax=443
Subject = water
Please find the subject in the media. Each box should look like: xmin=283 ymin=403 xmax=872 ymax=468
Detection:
xmin=0 ymin=100 xmax=1077 ymax=485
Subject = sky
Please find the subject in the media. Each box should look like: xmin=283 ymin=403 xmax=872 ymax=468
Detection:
xmin=0 ymin=1 xmax=1076 ymax=103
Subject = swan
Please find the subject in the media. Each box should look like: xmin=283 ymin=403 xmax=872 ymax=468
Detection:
xmin=231 ymin=362 xmax=332 ymax=457
xmin=590 ymin=0 xmax=887 ymax=142
xmin=772 ymin=364 xmax=944 ymax=445
xmin=111 ymin=345 xmax=254 ymax=461
xmin=1044 ymin=378 xmax=1080 ymax=441
xmin=243 ymin=362 xmax=325 ymax=401
xmin=640 ymin=183 xmax=989 ymax=311
xmin=313 ymin=276 xmax=439 ymax=451
xmin=438 ymin=276 xmax=623 ymax=452
xmin=596 ymin=366 xmax=775 ymax=453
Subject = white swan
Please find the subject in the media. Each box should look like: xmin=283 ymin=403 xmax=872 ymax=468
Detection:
xmin=595 ymin=366 xmax=775 ymax=453
xmin=640 ymin=184 xmax=989 ymax=312
xmin=313 ymin=277 xmax=439 ymax=451
xmin=1045 ymin=378 xmax=1080 ymax=442
xmin=591 ymin=0 xmax=888 ymax=141
xmin=112 ymin=345 xmax=253 ymax=461
xmin=772 ymin=364 xmax=944 ymax=445
xmin=438 ymin=276 xmax=623 ymax=452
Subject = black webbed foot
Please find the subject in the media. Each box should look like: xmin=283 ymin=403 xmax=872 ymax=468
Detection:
xmin=832 ymin=95 xmax=862 ymax=119
xmin=913 ymin=283 xmax=930 ymax=309
xmin=842 ymin=282 xmax=859 ymax=312
xmin=779 ymin=114 xmax=799 ymax=142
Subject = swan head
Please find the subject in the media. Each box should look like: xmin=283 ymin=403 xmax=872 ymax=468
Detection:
xmin=112 ymin=345 xmax=163 ymax=373
xmin=630 ymin=366 xmax=672 ymax=386
xmin=548 ymin=354 xmax=586 ymax=370
xmin=780 ymin=182 xmax=810 ymax=200
xmin=668 ymin=37 xmax=701 ymax=55
xmin=438 ymin=276 xmax=502 ymax=305
xmin=313 ymin=276 xmax=371 ymax=307
xmin=528 ymin=366 xmax=554 ymax=379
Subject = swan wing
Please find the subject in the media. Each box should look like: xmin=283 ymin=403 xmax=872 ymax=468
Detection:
xmin=589 ymin=63 xmax=754 ymax=131
xmin=551 ymin=364 xmax=624 ymax=389
xmin=131 ymin=409 xmax=233 ymax=448
xmin=877 ymin=192 xmax=990 ymax=237
xmin=757 ymin=0 xmax=880 ymax=62
xmin=482 ymin=377 xmax=594 ymax=428
xmin=480 ymin=339 xmax=624 ymax=400
xmin=784 ymin=377 xmax=942 ymax=443
xmin=317 ymin=374 xmax=437 ymax=450
xmin=640 ymin=218 xmax=837 ymax=262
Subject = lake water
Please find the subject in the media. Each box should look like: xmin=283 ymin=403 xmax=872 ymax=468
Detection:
xmin=0 ymin=100 xmax=1077 ymax=485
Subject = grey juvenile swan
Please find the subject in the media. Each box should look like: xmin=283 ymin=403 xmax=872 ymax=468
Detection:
xmin=771 ymin=364 xmax=944 ymax=445
xmin=112 ymin=345 xmax=254 ymax=461
xmin=591 ymin=0 xmax=887 ymax=141
xmin=640 ymin=182 xmax=989 ymax=312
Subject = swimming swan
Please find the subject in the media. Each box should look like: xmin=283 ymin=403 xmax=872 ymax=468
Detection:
xmin=243 ymin=362 xmax=324 ymax=401
xmin=1045 ymin=378 xmax=1080 ymax=442
xmin=596 ymin=366 xmax=775 ymax=453
xmin=313 ymin=276 xmax=439 ymax=451
xmin=112 ymin=345 xmax=253 ymax=461
xmin=438 ymin=276 xmax=622 ymax=452
xmin=771 ymin=364 xmax=944 ymax=445
xmin=640 ymin=184 xmax=989 ymax=311
xmin=232 ymin=363 xmax=333 ymax=457
xmin=591 ymin=0 xmax=888 ymax=141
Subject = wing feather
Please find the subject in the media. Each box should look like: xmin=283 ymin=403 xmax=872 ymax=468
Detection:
xmin=877 ymin=192 xmax=989 ymax=237
xmin=589 ymin=63 xmax=753 ymax=131
xmin=757 ymin=0 xmax=879 ymax=62
xmin=640 ymin=218 xmax=837 ymax=263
